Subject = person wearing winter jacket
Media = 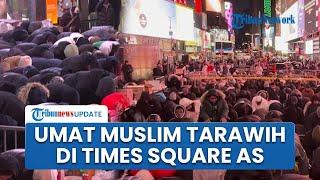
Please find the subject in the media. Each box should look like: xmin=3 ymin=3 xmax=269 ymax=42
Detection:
xmin=199 ymin=89 xmax=229 ymax=122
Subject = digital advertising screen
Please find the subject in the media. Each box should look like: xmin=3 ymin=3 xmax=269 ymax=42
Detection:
xmin=281 ymin=2 xmax=299 ymax=41
xmin=176 ymin=5 xmax=195 ymax=41
xmin=224 ymin=1 xmax=233 ymax=34
xmin=0 ymin=0 xmax=304 ymax=180
xmin=304 ymin=0 xmax=317 ymax=34
xmin=205 ymin=0 xmax=223 ymax=13
xmin=305 ymin=40 xmax=313 ymax=54
xmin=120 ymin=0 xmax=194 ymax=41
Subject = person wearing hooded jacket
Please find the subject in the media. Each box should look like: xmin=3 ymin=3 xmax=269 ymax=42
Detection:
xmin=283 ymin=94 xmax=304 ymax=125
xmin=179 ymin=98 xmax=201 ymax=122
xmin=16 ymin=82 xmax=50 ymax=105
xmin=169 ymin=105 xmax=193 ymax=122
xmin=199 ymin=89 xmax=229 ymax=122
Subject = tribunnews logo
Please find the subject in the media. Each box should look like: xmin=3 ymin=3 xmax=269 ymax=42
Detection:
xmin=232 ymin=14 xmax=296 ymax=29
xmin=31 ymin=108 xmax=104 ymax=121
xmin=25 ymin=105 xmax=108 ymax=124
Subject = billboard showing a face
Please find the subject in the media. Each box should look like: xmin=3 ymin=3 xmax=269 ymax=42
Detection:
xmin=120 ymin=0 xmax=194 ymax=41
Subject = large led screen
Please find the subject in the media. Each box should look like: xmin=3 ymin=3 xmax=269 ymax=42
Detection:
xmin=225 ymin=2 xmax=233 ymax=34
xmin=304 ymin=0 xmax=317 ymax=34
xmin=206 ymin=0 xmax=223 ymax=13
xmin=176 ymin=5 xmax=195 ymax=41
xmin=120 ymin=0 xmax=194 ymax=41
xmin=305 ymin=40 xmax=313 ymax=54
xmin=281 ymin=2 xmax=299 ymax=41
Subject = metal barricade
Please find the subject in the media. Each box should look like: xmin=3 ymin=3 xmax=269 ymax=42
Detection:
xmin=0 ymin=125 xmax=25 ymax=152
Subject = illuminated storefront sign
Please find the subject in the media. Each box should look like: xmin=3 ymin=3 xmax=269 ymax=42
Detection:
xmin=264 ymin=0 xmax=272 ymax=17
xmin=46 ymin=0 xmax=58 ymax=24
xmin=225 ymin=2 xmax=233 ymax=33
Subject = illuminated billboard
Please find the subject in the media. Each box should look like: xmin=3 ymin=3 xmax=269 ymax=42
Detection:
xmin=205 ymin=0 xmax=223 ymax=13
xmin=224 ymin=2 xmax=233 ymax=34
xmin=305 ymin=40 xmax=313 ymax=54
xmin=281 ymin=2 xmax=299 ymax=41
xmin=176 ymin=5 xmax=194 ymax=41
xmin=46 ymin=0 xmax=58 ymax=24
xmin=304 ymin=0 xmax=317 ymax=34
xmin=120 ymin=0 xmax=176 ymax=39
xmin=120 ymin=0 xmax=194 ymax=41
xmin=195 ymin=0 xmax=202 ymax=13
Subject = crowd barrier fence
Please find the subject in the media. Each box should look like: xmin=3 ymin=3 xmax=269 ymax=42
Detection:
xmin=0 ymin=125 xmax=25 ymax=152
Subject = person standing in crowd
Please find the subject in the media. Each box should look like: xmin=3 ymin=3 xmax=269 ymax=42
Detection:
xmin=95 ymin=0 xmax=115 ymax=27
xmin=59 ymin=6 xmax=80 ymax=32
xmin=121 ymin=60 xmax=133 ymax=83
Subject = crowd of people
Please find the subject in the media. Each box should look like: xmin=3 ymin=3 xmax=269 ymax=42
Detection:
xmin=0 ymin=17 xmax=320 ymax=180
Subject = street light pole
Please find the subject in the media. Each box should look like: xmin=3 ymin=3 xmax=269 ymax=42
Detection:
xmin=169 ymin=16 xmax=174 ymax=74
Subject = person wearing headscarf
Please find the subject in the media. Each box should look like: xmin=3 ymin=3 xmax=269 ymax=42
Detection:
xmin=251 ymin=95 xmax=269 ymax=112
xmin=168 ymin=104 xmax=192 ymax=122
xmin=179 ymin=98 xmax=201 ymax=122
xmin=16 ymin=83 xmax=50 ymax=105
xmin=199 ymin=89 xmax=229 ymax=122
